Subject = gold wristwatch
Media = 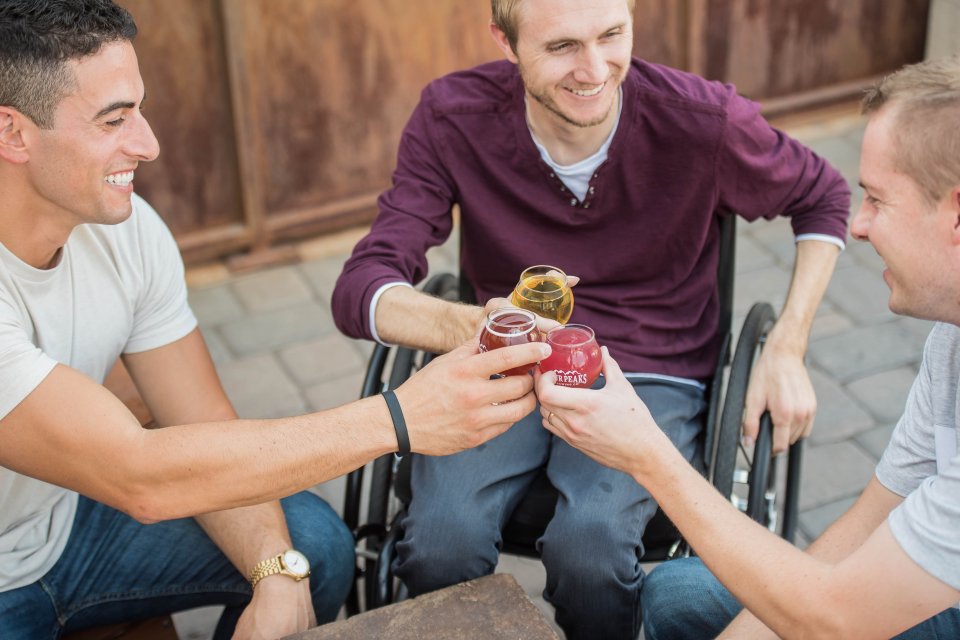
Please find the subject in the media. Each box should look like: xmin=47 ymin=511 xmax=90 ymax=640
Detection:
xmin=248 ymin=549 xmax=311 ymax=588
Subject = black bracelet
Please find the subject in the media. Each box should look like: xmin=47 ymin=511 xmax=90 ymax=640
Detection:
xmin=381 ymin=390 xmax=411 ymax=457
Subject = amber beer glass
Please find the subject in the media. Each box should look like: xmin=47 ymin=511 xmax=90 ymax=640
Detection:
xmin=478 ymin=308 xmax=542 ymax=376
xmin=539 ymin=324 xmax=602 ymax=388
xmin=510 ymin=265 xmax=574 ymax=324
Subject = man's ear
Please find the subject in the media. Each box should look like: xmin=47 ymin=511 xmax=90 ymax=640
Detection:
xmin=488 ymin=21 xmax=520 ymax=64
xmin=950 ymin=186 xmax=960 ymax=243
xmin=0 ymin=107 xmax=30 ymax=164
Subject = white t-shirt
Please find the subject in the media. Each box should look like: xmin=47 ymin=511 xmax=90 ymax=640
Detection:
xmin=876 ymin=322 xmax=960 ymax=594
xmin=0 ymin=194 xmax=197 ymax=591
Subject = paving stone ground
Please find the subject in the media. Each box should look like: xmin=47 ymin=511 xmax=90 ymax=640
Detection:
xmin=171 ymin=106 xmax=931 ymax=639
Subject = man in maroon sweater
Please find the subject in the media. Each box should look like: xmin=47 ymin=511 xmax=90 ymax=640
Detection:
xmin=332 ymin=0 xmax=849 ymax=637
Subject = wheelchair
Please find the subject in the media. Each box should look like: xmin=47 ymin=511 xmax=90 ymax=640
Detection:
xmin=342 ymin=215 xmax=803 ymax=616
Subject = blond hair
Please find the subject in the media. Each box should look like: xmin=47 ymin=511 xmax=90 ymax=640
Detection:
xmin=862 ymin=56 xmax=960 ymax=204
xmin=491 ymin=0 xmax=636 ymax=52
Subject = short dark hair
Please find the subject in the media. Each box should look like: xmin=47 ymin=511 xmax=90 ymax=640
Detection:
xmin=0 ymin=0 xmax=138 ymax=128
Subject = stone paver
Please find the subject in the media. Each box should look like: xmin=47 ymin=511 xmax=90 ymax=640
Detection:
xmin=230 ymin=266 xmax=314 ymax=313
xmin=739 ymin=216 xmax=796 ymax=266
xmin=188 ymin=284 xmax=243 ymax=327
xmin=216 ymin=353 xmax=307 ymax=419
xmin=734 ymin=232 xmax=777 ymax=273
xmin=732 ymin=263 xmax=792 ymax=317
xmin=846 ymin=367 xmax=918 ymax=425
xmin=279 ymin=334 xmax=368 ymax=387
xmin=218 ymin=302 xmax=336 ymax=356
xmin=901 ymin=316 xmax=937 ymax=342
xmin=825 ymin=263 xmax=898 ymax=326
xmin=799 ymin=496 xmax=858 ymax=540
xmin=844 ymin=239 xmax=885 ymax=272
xmin=798 ymin=441 xmax=877 ymax=511
xmin=803 ymin=136 xmax=862 ymax=194
xmin=807 ymin=368 xmax=875 ymax=445
xmin=305 ymin=372 xmax=366 ymax=413
xmin=809 ymin=321 xmax=926 ymax=383
xmin=855 ymin=423 xmax=898 ymax=461
xmin=299 ymin=256 xmax=347 ymax=305
xmin=808 ymin=311 xmax=855 ymax=341
xmin=198 ymin=328 xmax=233 ymax=366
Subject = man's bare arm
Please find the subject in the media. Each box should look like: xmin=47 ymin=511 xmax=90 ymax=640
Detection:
xmin=374 ymin=285 xmax=484 ymax=353
xmin=0 ymin=328 xmax=546 ymax=523
xmin=744 ymin=239 xmax=841 ymax=452
xmin=123 ymin=329 xmax=314 ymax=633
xmin=537 ymin=356 xmax=958 ymax=639
xmin=718 ymin=476 xmax=905 ymax=638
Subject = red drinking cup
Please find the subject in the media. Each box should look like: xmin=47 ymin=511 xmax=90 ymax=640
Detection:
xmin=478 ymin=308 xmax=542 ymax=377
xmin=539 ymin=324 xmax=602 ymax=388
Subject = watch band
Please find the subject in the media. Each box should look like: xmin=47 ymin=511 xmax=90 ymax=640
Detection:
xmin=249 ymin=554 xmax=284 ymax=589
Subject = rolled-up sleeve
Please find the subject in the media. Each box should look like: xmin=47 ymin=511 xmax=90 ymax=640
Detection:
xmin=716 ymin=90 xmax=850 ymax=242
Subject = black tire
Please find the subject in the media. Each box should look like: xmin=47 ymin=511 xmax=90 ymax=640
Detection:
xmin=746 ymin=412 xmax=775 ymax=524
xmin=712 ymin=302 xmax=776 ymax=502
xmin=357 ymin=272 xmax=460 ymax=611
xmin=366 ymin=272 xmax=458 ymax=527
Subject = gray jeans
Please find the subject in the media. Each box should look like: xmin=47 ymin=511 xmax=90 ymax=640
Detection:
xmin=394 ymin=377 xmax=706 ymax=640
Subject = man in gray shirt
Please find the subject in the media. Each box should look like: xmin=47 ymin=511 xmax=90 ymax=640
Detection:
xmin=535 ymin=55 xmax=960 ymax=639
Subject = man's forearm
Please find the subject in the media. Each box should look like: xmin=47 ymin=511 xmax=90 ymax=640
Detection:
xmin=121 ymin=396 xmax=398 ymax=522
xmin=633 ymin=436 xmax=862 ymax=638
xmin=769 ymin=239 xmax=840 ymax=351
xmin=374 ymin=285 xmax=484 ymax=353
xmin=718 ymin=476 xmax=904 ymax=637
xmin=195 ymin=501 xmax=292 ymax=577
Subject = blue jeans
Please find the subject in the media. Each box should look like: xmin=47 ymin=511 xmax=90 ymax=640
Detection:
xmin=394 ymin=378 xmax=706 ymax=640
xmin=642 ymin=557 xmax=960 ymax=639
xmin=0 ymin=492 xmax=355 ymax=640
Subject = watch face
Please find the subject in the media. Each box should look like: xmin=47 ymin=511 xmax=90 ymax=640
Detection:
xmin=283 ymin=550 xmax=310 ymax=576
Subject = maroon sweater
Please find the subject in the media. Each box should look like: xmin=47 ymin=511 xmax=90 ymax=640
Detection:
xmin=332 ymin=59 xmax=850 ymax=380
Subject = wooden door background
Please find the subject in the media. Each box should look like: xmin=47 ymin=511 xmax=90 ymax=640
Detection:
xmin=117 ymin=0 xmax=930 ymax=264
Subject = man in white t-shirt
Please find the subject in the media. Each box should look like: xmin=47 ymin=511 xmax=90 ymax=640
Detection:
xmin=535 ymin=55 xmax=960 ymax=639
xmin=0 ymin=2 xmax=548 ymax=638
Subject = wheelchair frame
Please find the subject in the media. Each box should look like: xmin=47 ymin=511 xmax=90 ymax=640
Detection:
xmin=342 ymin=215 xmax=803 ymax=615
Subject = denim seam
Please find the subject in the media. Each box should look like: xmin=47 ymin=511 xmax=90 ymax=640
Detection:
xmin=38 ymin=579 xmax=69 ymax=632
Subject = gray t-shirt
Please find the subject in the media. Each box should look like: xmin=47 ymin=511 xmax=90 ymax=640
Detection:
xmin=0 ymin=195 xmax=197 ymax=591
xmin=876 ymin=321 xmax=960 ymax=593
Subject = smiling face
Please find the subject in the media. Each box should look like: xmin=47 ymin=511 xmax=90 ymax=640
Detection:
xmin=851 ymin=106 xmax=960 ymax=323
xmin=495 ymin=0 xmax=633 ymax=131
xmin=22 ymin=40 xmax=159 ymax=228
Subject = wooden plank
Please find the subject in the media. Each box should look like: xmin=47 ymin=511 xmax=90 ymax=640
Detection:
xmin=632 ymin=0 xmax=690 ymax=68
xmin=220 ymin=0 xmax=271 ymax=254
xmin=115 ymin=0 xmax=245 ymax=239
xmin=223 ymin=0 xmax=499 ymax=218
xmin=690 ymin=0 xmax=929 ymax=101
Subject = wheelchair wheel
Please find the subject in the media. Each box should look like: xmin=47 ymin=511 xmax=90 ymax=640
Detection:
xmin=710 ymin=302 xmax=801 ymax=540
xmin=346 ymin=273 xmax=460 ymax=613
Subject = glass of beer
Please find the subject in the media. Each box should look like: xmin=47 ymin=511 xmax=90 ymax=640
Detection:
xmin=478 ymin=307 xmax=543 ymax=377
xmin=510 ymin=265 xmax=574 ymax=324
xmin=539 ymin=324 xmax=602 ymax=388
